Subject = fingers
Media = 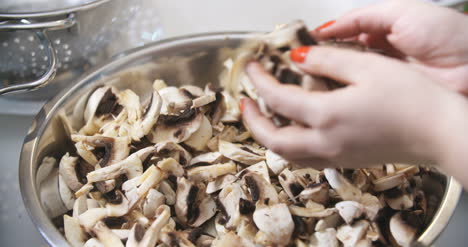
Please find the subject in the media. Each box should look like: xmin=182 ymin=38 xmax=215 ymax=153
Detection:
xmin=313 ymin=2 xmax=399 ymax=40
xmin=242 ymin=98 xmax=323 ymax=159
xmin=246 ymin=62 xmax=327 ymax=124
xmin=294 ymin=45 xmax=404 ymax=85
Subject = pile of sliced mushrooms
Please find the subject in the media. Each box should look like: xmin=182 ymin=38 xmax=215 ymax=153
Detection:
xmin=36 ymin=20 xmax=444 ymax=247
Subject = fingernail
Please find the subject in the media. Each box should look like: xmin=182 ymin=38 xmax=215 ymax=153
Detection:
xmin=315 ymin=20 xmax=335 ymax=31
xmin=239 ymin=98 xmax=246 ymax=113
xmin=290 ymin=46 xmax=311 ymax=63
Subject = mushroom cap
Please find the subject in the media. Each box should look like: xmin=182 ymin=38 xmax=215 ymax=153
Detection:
xmin=389 ymin=212 xmax=417 ymax=247
xmin=252 ymin=203 xmax=294 ymax=246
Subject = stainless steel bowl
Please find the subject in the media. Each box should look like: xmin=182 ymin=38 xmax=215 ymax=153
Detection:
xmin=19 ymin=32 xmax=462 ymax=246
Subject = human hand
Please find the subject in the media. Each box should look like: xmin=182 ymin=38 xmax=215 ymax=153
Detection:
xmin=313 ymin=0 xmax=468 ymax=94
xmin=241 ymin=46 xmax=466 ymax=171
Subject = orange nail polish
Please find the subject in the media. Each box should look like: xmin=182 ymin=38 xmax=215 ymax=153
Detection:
xmin=315 ymin=20 xmax=336 ymax=31
xmin=290 ymin=46 xmax=311 ymax=63
xmin=239 ymin=98 xmax=246 ymax=113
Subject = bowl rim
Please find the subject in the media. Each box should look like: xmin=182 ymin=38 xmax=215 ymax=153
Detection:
xmin=18 ymin=31 xmax=463 ymax=247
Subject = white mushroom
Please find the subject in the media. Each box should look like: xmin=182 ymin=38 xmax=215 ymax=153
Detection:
xmin=252 ymin=203 xmax=294 ymax=246
xmin=92 ymin=221 xmax=124 ymax=247
xmin=206 ymin=174 xmax=237 ymax=194
xmin=324 ymin=168 xmax=362 ymax=201
xmin=336 ymin=220 xmax=370 ymax=247
xmin=335 ymin=201 xmax=364 ymax=224
xmin=73 ymin=195 xmax=88 ymax=218
xmin=184 ymin=115 xmax=212 ymax=151
xmin=389 ymin=212 xmax=417 ymax=247
xmin=157 ymin=158 xmax=185 ymax=177
xmin=189 ymin=152 xmax=223 ymax=166
xmin=187 ymin=162 xmax=237 ymax=182
xmin=64 ymin=215 xmax=87 ymax=247
xmin=59 ymin=153 xmax=83 ymax=191
xmin=158 ymin=180 xmax=176 ymax=205
xmin=278 ymin=168 xmax=304 ymax=203
xmin=59 ymin=174 xmax=75 ymax=210
xmin=71 ymin=135 xmax=130 ymax=167
xmin=83 ymin=238 xmax=104 ymax=247
xmin=143 ymin=189 xmax=165 ymax=218
xmin=309 ymin=228 xmax=339 ymax=247
xmin=36 ymin=156 xmax=57 ymax=188
xmin=149 ymin=108 xmax=204 ymax=144
xmin=127 ymin=205 xmax=171 ymax=247
xmin=219 ymin=140 xmax=264 ymax=165
xmin=218 ymin=182 xmax=248 ymax=228
xmin=238 ymin=161 xmax=270 ymax=184
xmin=265 ymin=150 xmax=289 ymax=175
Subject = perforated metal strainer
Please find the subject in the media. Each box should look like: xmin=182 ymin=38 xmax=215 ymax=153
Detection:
xmin=0 ymin=0 xmax=163 ymax=102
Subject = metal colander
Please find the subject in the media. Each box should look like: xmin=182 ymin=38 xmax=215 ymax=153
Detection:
xmin=0 ymin=0 xmax=163 ymax=101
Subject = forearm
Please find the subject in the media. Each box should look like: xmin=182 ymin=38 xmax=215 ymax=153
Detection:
xmin=430 ymin=93 xmax=468 ymax=188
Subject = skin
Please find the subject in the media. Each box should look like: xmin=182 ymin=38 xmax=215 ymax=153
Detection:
xmin=241 ymin=0 xmax=468 ymax=188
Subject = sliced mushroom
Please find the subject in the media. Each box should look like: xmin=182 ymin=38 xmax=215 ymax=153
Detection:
xmin=220 ymin=92 xmax=241 ymax=122
xmin=324 ymin=168 xmax=362 ymax=201
xmin=192 ymin=92 xmax=216 ymax=108
xmin=71 ymin=135 xmax=130 ymax=167
xmin=184 ymin=115 xmax=212 ymax=151
xmin=157 ymin=158 xmax=185 ymax=177
xmin=389 ymin=212 xmax=417 ymax=247
xmin=288 ymin=204 xmax=336 ymax=218
xmin=123 ymin=165 xmax=165 ymax=210
xmin=158 ymin=180 xmax=176 ymax=205
xmin=92 ymin=221 xmax=124 ymax=247
xmin=64 ymin=215 xmax=87 ymax=247
xmin=219 ymin=140 xmax=264 ymax=165
xmin=189 ymin=152 xmax=223 ymax=166
xmin=83 ymin=238 xmax=104 ymax=247
xmin=218 ymin=182 xmax=248 ymax=228
xmin=86 ymin=152 xmax=144 ymax=183
xmin=149 ymin=108 xmax=203 ymax=144
xmin=336 ymin=220 xmax=370 ymax=247
xmin=278 ymin=168 xmax=304 ymax=203
xmin=155 ymin=141 xmax=192 ymax=166
xmin=143 ymin=189 xmax=165 ymax=219
xmin=315 ymin=214 xmax=342 ymax=232
xmin=59 ymin=174 xmax=75 ymax=210
xmin=140 ymin=91 xmax=163 ymax=137
xmin=212 ymin=231 xmax=256 ymax=247
xmin=36 ymin=156 xmax=57 ymax=189
xmin=75 ymin=141 xmax=99 ymax=166
xmin=242 ymin=172 xmax=278 ymax=205
xmin=335 ymin=201 xmax=364 ymax=224
xmin=153 ymin=79 xmax=167 ymax=91
xmin=252 ymin=203 xmax=294 ymax=246
xmin=299 ymin=182 xmax=330 ymax=205
xmin=237 ymin=161 xmax=270 ymax=184
xmin=187 ymin=162 xmax=237 ymax=182
xmin=59 ymin=153 xmax=84 ymax=191
xmin=309 ymin=228 xmax=339 ymax=247
xmin=206 ymin=174 xmax=237 ymax=194
xmin=265 ymin=150 xmax=289 ymax=175
xmin=81 ymin=86 xmax=121 ymax=135
xmin=158 ymin=86 xmax=193 ymax=114
xmin=73 ymin=195 xmax=88 ymax=218
xmin=127 ymin=205 xmax=171 ymax=247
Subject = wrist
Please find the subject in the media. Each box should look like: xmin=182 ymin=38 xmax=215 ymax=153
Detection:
xmin=428 ymin=92 xmax=468 ymax=185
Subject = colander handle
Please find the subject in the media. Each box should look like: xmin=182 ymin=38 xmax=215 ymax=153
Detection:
xmin=0 ymin=15 xmax=75 ymax=95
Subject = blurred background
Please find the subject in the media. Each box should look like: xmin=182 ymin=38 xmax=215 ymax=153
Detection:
xmin=1 ymin=0 xmax=467 ymax=246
